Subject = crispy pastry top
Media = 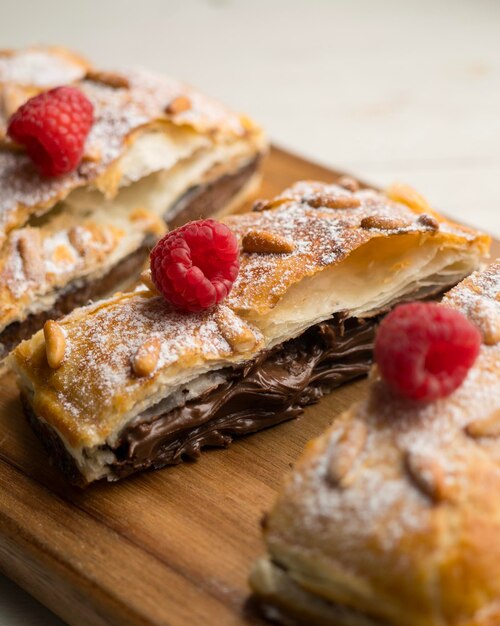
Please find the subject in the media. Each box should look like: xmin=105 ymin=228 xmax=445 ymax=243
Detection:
xmin=0 ymin=46 xmax=263 ymax=246
xmin=225 ymin=181 xmax=489 ymax=315
xmin=9 ymin=182 xmax=490 ymax=451
xmin=260 ymin=261 xmax=500 ymax=626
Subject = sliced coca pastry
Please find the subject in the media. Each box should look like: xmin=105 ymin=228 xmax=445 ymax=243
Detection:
xmin=250 ymin=261 xmax=500 ymax=626
xmin=8 ymin=181 xmax=490 ymax=485
xmin=0 ymin=46 xmax=267 ymax=362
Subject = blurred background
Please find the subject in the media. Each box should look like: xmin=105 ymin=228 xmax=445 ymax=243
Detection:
xmin=0 ymin=0 xmax=499 ymax=623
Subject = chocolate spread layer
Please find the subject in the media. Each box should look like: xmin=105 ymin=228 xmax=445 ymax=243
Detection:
xmin=1 ymin=159 xmax=259 ymax=357
xmin=167 ymin=156 xmax=260 ymax=228
xmin=109 ymin=315 xmax=377 ymax=479
xmin=0 ymin=244 xmax=150 ymax=357
xmin=23 ymin=395 xmax=84 ymax=486
xmin=20 ymin=313 xmax=376 ymax=486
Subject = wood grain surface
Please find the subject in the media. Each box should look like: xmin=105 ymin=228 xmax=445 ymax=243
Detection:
xmin=0 ymin=147 xmax=498 ymax=626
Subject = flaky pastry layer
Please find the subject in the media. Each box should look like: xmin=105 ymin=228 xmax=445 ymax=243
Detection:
xmin=0 ymin=46 xmax=266 ymax=243
xmin=0 ymin=46 xmax=266 ymax=345
xmin=251 ymin=261 xmax=500 ymax=626
xmin=9 ymin=182 xmax=490 ymax=483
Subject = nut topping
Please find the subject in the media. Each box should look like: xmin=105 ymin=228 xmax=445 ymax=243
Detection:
xmin=0 ymin=134 xmax=24 ymax=152
xmin=68 ymin=226 xmax=88 ymax=257
xmin=140 ymin=270 xmax=160 ymax=295
xmin=405 ymin=450 xmax=447 ymax=502
xmin=417 ymin=214 xmax=439 ymax=231
xmin=242 ymin=230 xmax=295 ymax=254
xmin=215 ymin=307 xmax=261 ymax=353
xmin=252 ymin=199 xmax=269 ymax=212
xmin=252 ymin=197 xmax=293 ymax=212
xmin=43 ymin=320 xmax=66 ymax=369
xmin=307 ymin=193 xmax=361 ymax=210
xmin=465 ymin=410 xmax=500 ymax=438
xmin=17 ymin=230 xmax=45 ymax=284
xmin=132 ymin=337 xmax=161 ymax=377
xmin=337 ymin=176 xmax=360 ymax=192
xmin=85 ymin=70 xmax=130 ymax=89
xmin=165 ymin=95 xmax=191 ymax=115
xmin=360 ymin=215 xmax=410 ymax=231
xmin=327 ymin=420 xmax=367 ymax=486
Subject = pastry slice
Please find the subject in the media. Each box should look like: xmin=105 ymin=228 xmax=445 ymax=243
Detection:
xmin=9 ymin=181 xmax=490 ymax=485
xmin=250 ymin=261 xmax=500 ymax=626
xmin=0 ymin=46 xmax=266 ymax=359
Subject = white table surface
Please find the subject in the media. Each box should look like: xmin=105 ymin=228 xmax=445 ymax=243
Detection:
xmin=0 ymin=0 xmax=499 ymax=623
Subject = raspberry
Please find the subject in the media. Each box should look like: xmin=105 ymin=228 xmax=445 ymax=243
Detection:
xmin=7 ymin=86 xmax=94 ymax=177
xmin=374 ymin=302 xmax=481 ymax=401
xmin=150 ymin=219 xmax=240 ymax=312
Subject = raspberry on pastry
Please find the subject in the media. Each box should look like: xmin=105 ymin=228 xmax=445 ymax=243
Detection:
xmin=375 ymin=301 xmax=481 ymax=401
xmin=150 ymin=219 xmax=240 ymax=312
xmin=7 ymin=86 xmax=94 ymax=176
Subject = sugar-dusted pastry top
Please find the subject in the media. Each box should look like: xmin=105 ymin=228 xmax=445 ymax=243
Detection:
xmin=257 ymin=263 xmax=500 ymax=626
xmin=0 ymin=205 xmax=165 ymax=332
xmin=225 ymin=181 xmax=489 ymax=316
xmin=443 ymin=259 xmax=500 ymax=346
xmin=0 ymin=46 xmax=263 ymax=245
xmin=13 ymin=291 xmax=264 ymax=449
xmin=10 ymin=182 xmax=490 ymax=453
xmin=0 ymin=47 xmax=90 ymax=124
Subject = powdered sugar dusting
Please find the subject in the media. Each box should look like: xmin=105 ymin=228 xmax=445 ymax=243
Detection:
xmin=42 ymin=230 xmax=78 ymax=276
xmin=269 ymin=265 xmax=500 ymax=583
xmin=270 ymin=347 xmax=500 ymax=580
xmin=0 ymin=217 xmax=124 ymax=330
xmin=443 ymin=260 xmax=500 ymax=315
xmin=0 ymin=230 xmax=28 ymax=299
xmin=226 ymin=182 xmax=483 ymax=313
xmin=443 ymin=260 xmax=500 ymax=344
xmin=24 ymin=291 xmax=260 ymax=445
xmin=0 ymin=49 xmax=86 ymax=86
xmin=0 ymin=59 xmax=247 ymax=241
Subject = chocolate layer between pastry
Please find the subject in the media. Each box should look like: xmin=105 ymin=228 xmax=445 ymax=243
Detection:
xmin=23 ymin=314 xmax=376 ymax=484
xmin=0 ymin=46 xmax=266 ymax=361
xmin=9 ymin=181 xmax=490 ymax=485
xmin=0 ymin=155 xmax=260 ymax=359
xmin=250 ymin=261 xmax=500 ymax=626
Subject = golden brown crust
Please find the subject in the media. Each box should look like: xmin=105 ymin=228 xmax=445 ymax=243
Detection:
xmin=0 ymin=46 xmax=266 ymax=341
xmin=253 ymin=262 xmax=500 ymax=626
xmin=11 ymin=294 xmax=265 ymax=449
xmin=442 ymin=260 xmax=500 ymax=346
xmin=225 ymin=181 xmax=490 ymax=317
xmin=9 ymin=184 xmax=490 ymax=457
xmin=0 ymin=46 xmax=90 ymax=123
xmin=0 ymin=46 xmax=265 ymax=246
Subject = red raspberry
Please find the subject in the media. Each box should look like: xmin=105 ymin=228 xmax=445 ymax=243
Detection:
xmin=374 ymin=302 xmax=481 ymax=401
xmin=150 ymin=219 xmax=240 ymax=312
xmin=7 ymin=86 xmax=94 ymax=177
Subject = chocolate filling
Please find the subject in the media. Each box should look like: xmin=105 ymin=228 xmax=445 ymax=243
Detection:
xmin=1 ymin=158 xmax=260 ymax=357
xmin=0 ymin=244 xmax=151 ymax=357
xmin=166 ymin=157 xmax=260 ymax=228
xmin=108 ymin=315 xmax=377 ymax=480
xmin=21 ymin=314 xmax=376 ymax=486
xmin=23 ymin=395 xmax=85 ymax=487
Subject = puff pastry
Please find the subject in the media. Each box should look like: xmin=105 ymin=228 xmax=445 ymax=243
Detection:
xmin=250 ymin=261 xmax=500 ymax=626
xmin=0 ymin=46 xmax=266 ymax=360
xmin=9 ymin=181 xmax=490 ymax=485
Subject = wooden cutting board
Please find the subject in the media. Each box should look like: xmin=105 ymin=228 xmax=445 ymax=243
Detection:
xmin=0 ymin=147 xmax=498 ymax=626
